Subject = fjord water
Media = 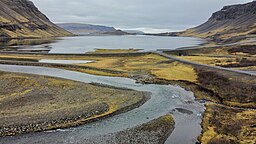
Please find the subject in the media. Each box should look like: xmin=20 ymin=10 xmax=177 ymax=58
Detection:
xmin=11 ymin=35 xmax=204 ymax=53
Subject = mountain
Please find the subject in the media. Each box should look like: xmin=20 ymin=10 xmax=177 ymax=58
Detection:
xmin=166 ymin=1 xmax=256 ymax=42
xmin=58 ymin=23 xmax=129 ymax=35
xmin=57 ymin=23 xmax=115 ymax=35
xmin=0 ymin=0 xmax=72 ymax=38
xmin=99 ymin=29 xmax=129 ymax=35
xmin=123 ymin=30 xmax=145 ymax=35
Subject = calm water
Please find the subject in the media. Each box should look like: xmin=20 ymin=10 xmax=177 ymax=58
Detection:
xmin=39 ymin=59 xmax=93 ymax=64
xmin=5 ymin=35 xmax=204 ymax=53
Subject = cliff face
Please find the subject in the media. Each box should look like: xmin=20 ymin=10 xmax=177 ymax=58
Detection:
xmin=179 ymin=1 xmax=256 ymax=42
xmin=0 ymin=0 xmax=72 ymax=38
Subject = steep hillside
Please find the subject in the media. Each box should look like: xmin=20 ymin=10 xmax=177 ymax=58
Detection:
xmin=58 ymin=23 xmax=129 ymax=35
xmin=0 ymin=0 xmax=72 ymax=38
xmin=169 ymin=1 xmax=256 ymax=42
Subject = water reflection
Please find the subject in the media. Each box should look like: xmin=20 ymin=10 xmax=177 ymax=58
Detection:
xmin=0 ymin=35 xmax=205 ymax=54
xmin=0 ymin=38 xmax=58 ymax=53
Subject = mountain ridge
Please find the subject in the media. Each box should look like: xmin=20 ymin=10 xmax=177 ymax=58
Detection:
xmin=162 ymin=1 xmax=256 ymax=43
xmin=0 ymin=0 xmax=72 ymax=38
xmin=58 ymin=23 xmax=129 ymax=35
xmin=58 ymin=23 xmax=116 ymax=35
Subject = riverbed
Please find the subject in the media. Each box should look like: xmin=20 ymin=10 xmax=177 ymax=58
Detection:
xmin=0 ymin=64 xmax=205 ymax=144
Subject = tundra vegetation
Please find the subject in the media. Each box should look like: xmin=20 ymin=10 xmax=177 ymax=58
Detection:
xmin=0 ymin=48 xmax=256 ymax=143
xmin=0 ymin=49 xmax=255 ymax=143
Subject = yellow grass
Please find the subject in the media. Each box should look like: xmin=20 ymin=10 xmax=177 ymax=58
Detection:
xmin=176 ymin=55 xmax=236 ymax=66
xmin=0 ymin=53 xmax=198 ymax=82
xmin=201 ymin=126 xmax=217 ymax=144
xmin=151 ymin=62 xmax=197 ymax=82
xmin=0 ymin=16 xmax=11 ymax=23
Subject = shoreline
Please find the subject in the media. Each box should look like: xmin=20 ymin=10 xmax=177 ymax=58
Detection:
xmin=2 ymin=114 xmax=175 ymax=144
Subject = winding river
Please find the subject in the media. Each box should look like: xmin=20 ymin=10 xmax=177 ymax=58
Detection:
xmin=0 ymin=64 xmax=205 ymax=144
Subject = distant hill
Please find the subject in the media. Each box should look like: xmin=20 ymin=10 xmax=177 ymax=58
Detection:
xmin=123 ymin=30 xmax=145 ymax=35
xmin=58 ymin=23 xmax=129 ymax=35
xmin=57 ymin=23 xmax=115 ymax=35
xmin=164 ymin=1 xmax=256 ymax=42
xmin=0 ymin=0 xmax=72 ymax=38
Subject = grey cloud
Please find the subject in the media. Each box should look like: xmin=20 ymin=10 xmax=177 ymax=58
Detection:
xmin=31 ymin=0 xmax=252 ymax=31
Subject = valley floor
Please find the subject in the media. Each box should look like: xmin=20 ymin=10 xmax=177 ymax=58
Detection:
xmin=0 ymin=42 xmax=255 ymax=143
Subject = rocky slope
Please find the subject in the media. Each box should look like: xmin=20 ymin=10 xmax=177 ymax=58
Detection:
xmin=0 ymin=0 xmax=72 ymax=38
xmin=167 ymin=1 xmax=256 ymax=42
xmin=58 ymin=23 xmax=129 ymax=35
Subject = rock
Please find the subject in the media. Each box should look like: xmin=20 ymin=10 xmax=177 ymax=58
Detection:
xmin=174 ymin=108 xmax=193 ymax=115
xmin=211 ymin=2 xmax=256 ymax=21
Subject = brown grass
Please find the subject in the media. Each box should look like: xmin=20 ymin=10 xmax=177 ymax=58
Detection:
xmin=196 ymin=67 xmax=256 ymax=108
xmin=201 ymin=103 xmax=256 ymax=144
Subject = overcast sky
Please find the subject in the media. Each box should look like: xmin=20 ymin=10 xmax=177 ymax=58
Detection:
xmin=31 ymin=0 xmax=252 ymax=33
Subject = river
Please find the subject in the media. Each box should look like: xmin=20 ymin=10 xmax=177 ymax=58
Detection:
xmin=0 ymin=64 xmax=205 ymax=144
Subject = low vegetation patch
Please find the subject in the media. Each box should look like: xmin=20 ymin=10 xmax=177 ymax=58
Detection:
xmin=166 ymin=43 xmax=256 ymax=71
xmin=175 ymin=55 xmax=235 ymax=66
xmin=219 ymin=58 xmax=256 ymax=68
xmin=196 ymin=67 xmax=256 ymax=108
xmin=228 ymin=45 xmax=256 ymax=55
xmin=151 ymin=62 xmax=197 ymax=82
xmin=201 ymin=103 xmax=256 ymax=144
